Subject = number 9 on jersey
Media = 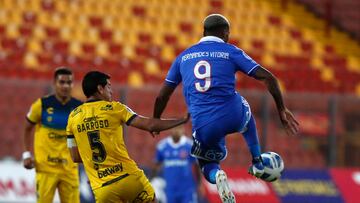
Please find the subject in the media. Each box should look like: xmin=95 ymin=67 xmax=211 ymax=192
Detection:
xmin=194 ymin=60 xmax=211 ymax=92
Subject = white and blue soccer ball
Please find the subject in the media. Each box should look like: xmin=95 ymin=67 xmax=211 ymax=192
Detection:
xmin=260 ymin=151 xmax=284 ymax=182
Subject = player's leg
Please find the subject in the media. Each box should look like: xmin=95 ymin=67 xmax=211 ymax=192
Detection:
xmin=242 ymin=115 xmax=264 ymax=177
xmin=57 ymin=174 xmax=80 ymax=203
xmin=93 ymin=171 xmax=156 ymax=203
xmin=192 ymin=129 xmax=235 ymax=203
xmin=35 ymin=172 xmax=58 ymax=203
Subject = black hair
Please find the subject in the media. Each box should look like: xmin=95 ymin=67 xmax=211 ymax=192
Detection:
xmin=54 ymin=67 xmax=73 ymax=80
xmin=203 ymin=14 xmax=230 ymax=36
xmin=82 ymin=71 xmax=111 ymax=98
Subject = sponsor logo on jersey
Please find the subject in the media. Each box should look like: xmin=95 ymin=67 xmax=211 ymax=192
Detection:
xmin=71 ymin=107 xmax=82 ymax=117
xmin=100 ymin=104 xmax=113 ymax=111
xmin=97 ymin=163 xmax=123 ymax=178
xmin=46 ymin=107 xmax=54 ymax=114
xmin=47 ymin=155 xmax=68 ymax=164
xmin=48 ymin=132 xmax=66 ymax=140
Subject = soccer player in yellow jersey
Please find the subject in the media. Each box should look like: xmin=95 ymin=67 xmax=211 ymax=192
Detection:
xmin=66 ymin=71 xmax=189 ymax=203
xmin=22 ymin=67 xmax=82 ymax=203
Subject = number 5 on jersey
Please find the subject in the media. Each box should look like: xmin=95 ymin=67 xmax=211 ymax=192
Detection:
xmin=194 ymin=60 xmax=211 ymax=92
xmin=87 ymin=131 xmax=107 ymax=163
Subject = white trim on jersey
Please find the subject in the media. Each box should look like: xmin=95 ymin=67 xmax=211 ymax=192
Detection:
xmin=247 ymin=65 xmax=259 ymax=75
xmin=199 ymin=36 xmax=224 ymax=43
xmin=165 ymin=78 xmax=177 ymax=84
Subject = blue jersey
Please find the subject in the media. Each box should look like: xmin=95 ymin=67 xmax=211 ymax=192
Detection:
xmin=165 ymin=36 xmax=259 ymax=129
xmin=155 ymin=136 xmax=197 ymax=193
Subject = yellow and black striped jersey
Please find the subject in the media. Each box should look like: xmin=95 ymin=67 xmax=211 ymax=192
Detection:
xmin=66 ymin=100 xmax=141 ymax=190
xmin=26 ymin=95 xmax=82 ymax=175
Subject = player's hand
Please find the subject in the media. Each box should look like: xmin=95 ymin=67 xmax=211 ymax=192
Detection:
xmin=279 ymin=108 xmax=299 ymax=136
xmin=23 ymin=157 xmax=35 ymax=169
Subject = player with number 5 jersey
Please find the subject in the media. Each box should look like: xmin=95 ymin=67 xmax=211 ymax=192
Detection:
xmin=154 ymin=14 xmax=299 ymax=203
xmin=66 ymin=71 xmax=189 ymax=203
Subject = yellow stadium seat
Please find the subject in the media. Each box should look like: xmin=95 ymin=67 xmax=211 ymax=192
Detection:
xmin=320 ymin=68 xmax=334 ymax=82
xmin=6 ymin=24 xmax=19 ymax=38
xmin=33 ymin=25 xmax=46 ymax=40
xmin=69 ymin=41 xmax=83 ymax=56
xmin=7 ymin=11 xmax=22 ymax=25
xmin=87 ymin=28 xmax=100 ymax=43
xmin=161 ymin=45 xmax=175 ymax=61
xmin=37 ymin=12 xmax=52 ymax=26
xmin=24 ymin=52 xmax=39 ymax=69
xmin=128 ymin=71 xmax=144 ymax=88
xmin=145 ymin=59 xmax=160 ymax=76
xmin=313 ymin=43 xmax=325 ymax=56
xmin=27 ymin=39 xmax=42 ymax=53
xmin=347 ymin=56 xmax=360 ymax=73
xmin=1 ymin=0 xmax=15 ymax=10
xmin=262 ymin=53 xmax=275 ymax=67
xmin=60 ymin=27 xmax=72 ymax=41
xmin=54 ymin=0 xmax=68 ymax=13
xmin=103 ymin=16 xmax=115 ymax=29
xmin=311 ymin=56 xmax=324 ymax=69
xmin=0 ymin=10 xmax=9 ymax=25
xmin=123 ymin=45 xmax=135 ymax=59
xmin=112 ymin=30 xmax=124 ymax=43
xmin=122 ymin=32 xmax=139 ymax=46
xmin=96 ymin=42 xmax=109 ymax=57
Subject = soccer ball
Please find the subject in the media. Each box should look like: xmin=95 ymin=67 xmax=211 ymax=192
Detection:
xmin=260 ymin=151 xmax=284 ymax=182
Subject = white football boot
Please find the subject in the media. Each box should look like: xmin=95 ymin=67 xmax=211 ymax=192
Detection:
xmin=215 ymin=170 xmax=236 ymax=203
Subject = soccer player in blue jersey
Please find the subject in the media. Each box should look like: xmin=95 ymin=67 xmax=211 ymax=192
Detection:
xmin=153 ymin=14 xmax=299 ymax=202
xmin=153 ymin=126 xmax=201 ymax=203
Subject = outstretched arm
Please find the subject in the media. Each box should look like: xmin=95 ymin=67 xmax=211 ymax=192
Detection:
xmin=253 ymin=66 xmax=299 ymax=136
xmin=153 ymin=84 xmax=176 ymax=118
xmin=23 ymin=120 xmax=35 ymax=169
xmin=129 ymin=114 xmax=189 ymax=133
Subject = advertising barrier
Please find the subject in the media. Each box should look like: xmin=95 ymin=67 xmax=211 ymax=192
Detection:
xmin=203 ymin=168 xmax=280 ymax=203
xmin=0 ymin=160 xmax=93 ymax=203
xmin=330 ymin=168 xmax=360 ymax=203
xmin=1 ymin=161 xmax=360 ymax=203
xmin=272 ymin=169 xmax=344 ymax=203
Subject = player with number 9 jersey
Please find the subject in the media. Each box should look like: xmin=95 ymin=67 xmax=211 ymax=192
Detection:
xmin=155 ymin=14 xmax=299 ymax=203
xmin=66 ymin=100 xmax=141 ymax=190
xmin=165 ymin=36 xmax=259 ymax=130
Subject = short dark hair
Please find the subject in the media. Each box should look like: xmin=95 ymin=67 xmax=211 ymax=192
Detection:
xmin=82 ymin=71 xmax=111 ymax=98
xmin=203 ymin=14 xmax=230 ymax=34
xmin=54 ymin=67 xmax=73 ymax=80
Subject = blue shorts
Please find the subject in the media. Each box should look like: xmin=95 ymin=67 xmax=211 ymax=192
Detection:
xmin=190 ymin=96 xmax=251 ymax=162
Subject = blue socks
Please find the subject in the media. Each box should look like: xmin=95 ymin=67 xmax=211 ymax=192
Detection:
xmin=202 ymin=162 xmax=220 ymax=184
xmin=242 ymin=116 xmax=261 ymax=158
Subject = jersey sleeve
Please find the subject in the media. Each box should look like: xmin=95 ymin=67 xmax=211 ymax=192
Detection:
xmin=66 ymin=112 xmax=74 ymax=136
xmin=26 ymin=98 xmax=42 ymax=124
xmin=165 ymin=56 xmax=182 ymax=87
xmin=231 ymin=47 xmax=260 ymax=77
xmin=113 ymin=102 xmax=137 ymax=125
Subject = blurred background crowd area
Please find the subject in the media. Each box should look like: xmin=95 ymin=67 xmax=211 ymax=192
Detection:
xmin=0 ymin=0 xmax=359 ymax=170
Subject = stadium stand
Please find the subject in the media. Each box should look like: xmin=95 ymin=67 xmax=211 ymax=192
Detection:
xmin=0 ymin=0 xmax=359 ymax=169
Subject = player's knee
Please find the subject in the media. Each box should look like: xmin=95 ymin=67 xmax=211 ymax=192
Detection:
xmin=199 ymin=161 xmax=220 ymax=184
